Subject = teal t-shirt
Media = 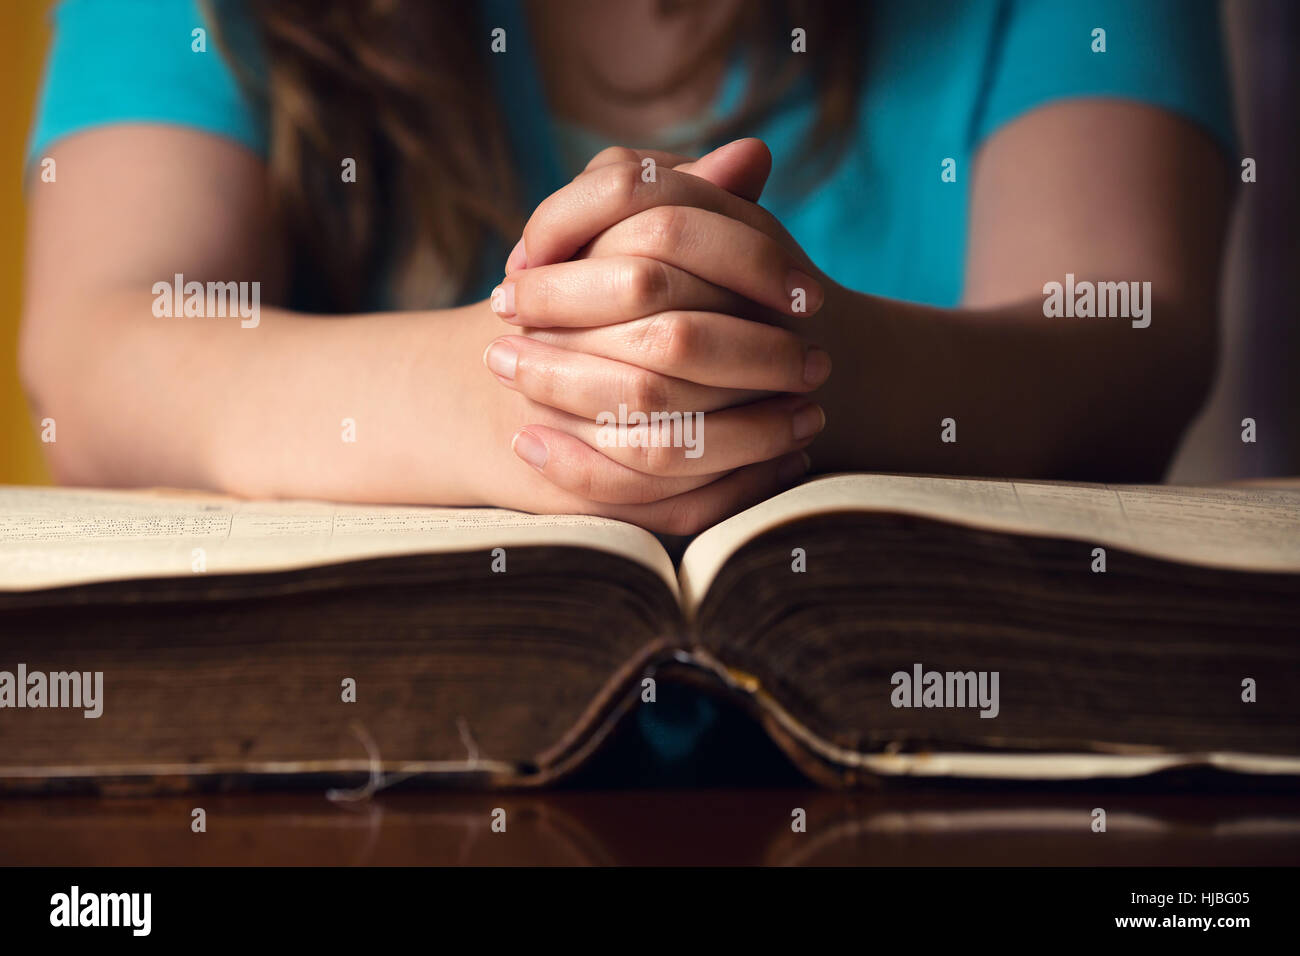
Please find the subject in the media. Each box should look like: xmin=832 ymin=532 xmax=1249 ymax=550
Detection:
xmin=31 ymin=0 xmax=1233 ymax=309
xmin=28 ymin=0 xmax=1234 ymax=770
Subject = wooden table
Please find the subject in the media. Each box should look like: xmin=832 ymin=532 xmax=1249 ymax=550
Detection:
xmin=3 ymin=785 xmax=1298 ymax=866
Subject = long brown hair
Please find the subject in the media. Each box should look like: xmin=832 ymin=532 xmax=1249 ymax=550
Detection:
xmin=206 ymin=0 xmax=866 ymax=312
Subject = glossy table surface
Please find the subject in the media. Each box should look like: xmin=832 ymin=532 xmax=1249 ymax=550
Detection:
xmin=5 ymin=701 xmax=1299 ymax=866
xmin=3 ymin=784 xmax=1299 ymax=866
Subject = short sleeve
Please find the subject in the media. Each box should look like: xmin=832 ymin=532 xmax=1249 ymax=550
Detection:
xmin=973 ymin=0 xmax=1235 ymax=153
xmin=28 ymin=0 xmax=266 ymax=164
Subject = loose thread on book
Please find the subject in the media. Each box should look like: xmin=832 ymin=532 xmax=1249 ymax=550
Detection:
xmin=325 ymin=717 xmax=490 ymax=804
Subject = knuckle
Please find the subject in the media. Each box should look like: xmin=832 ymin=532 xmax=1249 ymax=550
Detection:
xmin=640 ymin=311 xmax=695 ymax=368
xmin=634 ymin=310 xmax=696 ymax=369
xmin=617 ymin=259 xmax=669 ymax=314
xmin=596 ymin=161 xmax=643 ymax=210
xmin=587 ymin=146 xmax=639 ymax=171
xmin=661 ymin=498 xmax=706 ymax=536
xmin=637 ymin=436 xmax=679 ymax=476
xmin=636 ymin=205 xmax=685 ymax=256
xmin=625 ymin=367 xmax=669 ymax=414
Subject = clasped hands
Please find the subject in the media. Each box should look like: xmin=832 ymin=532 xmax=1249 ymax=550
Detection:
xmin=484 ymin=138 xmax=835 ymax=535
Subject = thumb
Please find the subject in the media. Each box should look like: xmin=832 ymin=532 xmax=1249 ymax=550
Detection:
xmin=674 ymin=137 xmax=772 ymax=203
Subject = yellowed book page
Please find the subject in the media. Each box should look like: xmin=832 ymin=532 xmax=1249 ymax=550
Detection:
xmin=840 ymin=751 xmax=1300 ymax=780
xmin=0 ymin=486 xmax=676 ymax=595
xmin=679 ymin=473 xmax=1300 ymax=612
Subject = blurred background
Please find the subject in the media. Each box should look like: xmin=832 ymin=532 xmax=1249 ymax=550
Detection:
xmin=2 ymin=2 xmax=50 ymax=484
xmin=1 ymin=1 xmax=1296 ymax=487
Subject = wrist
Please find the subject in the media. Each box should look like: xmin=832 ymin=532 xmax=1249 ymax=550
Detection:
xmin=803 ymin=283 xmax=891 ymax=471
xmin=432 ymin=298 xmax=529 ymax=507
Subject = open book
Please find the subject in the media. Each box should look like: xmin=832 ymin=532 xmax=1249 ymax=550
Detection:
xmin=2 ymin=474 xmax=1298 ymax=791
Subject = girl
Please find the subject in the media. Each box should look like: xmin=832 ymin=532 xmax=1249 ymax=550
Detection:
xmin=21 ymin=0 xmax=1234 ymax=773
xmin=21 ymin=0 xmax=1233 ymax=535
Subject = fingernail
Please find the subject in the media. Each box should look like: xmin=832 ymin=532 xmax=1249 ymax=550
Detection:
xmin=490 ymin=282 xmax=516 ymax=318
xmin=483 ymin=341 xmax=518 ymax=380
xmin=778 ymin=451 xmax=811 ymax=484
xmin=512 ymin=429 xmax=548 ymax=470
xmin=802 ymin=347 xmax=831 ymax=385
xmin=785 ymin=270 xmax=823 ymax=315
xmin=506 ymin=238 xmax=527 ymax=274
xmin=791 ymin=403 xmax=826 ymax=440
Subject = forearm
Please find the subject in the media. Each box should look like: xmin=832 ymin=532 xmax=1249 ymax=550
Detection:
xmin=21 ymin=289 xmax=504 ymax=504
xmin=809 ymin=285 xmax=1215 ymax=481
